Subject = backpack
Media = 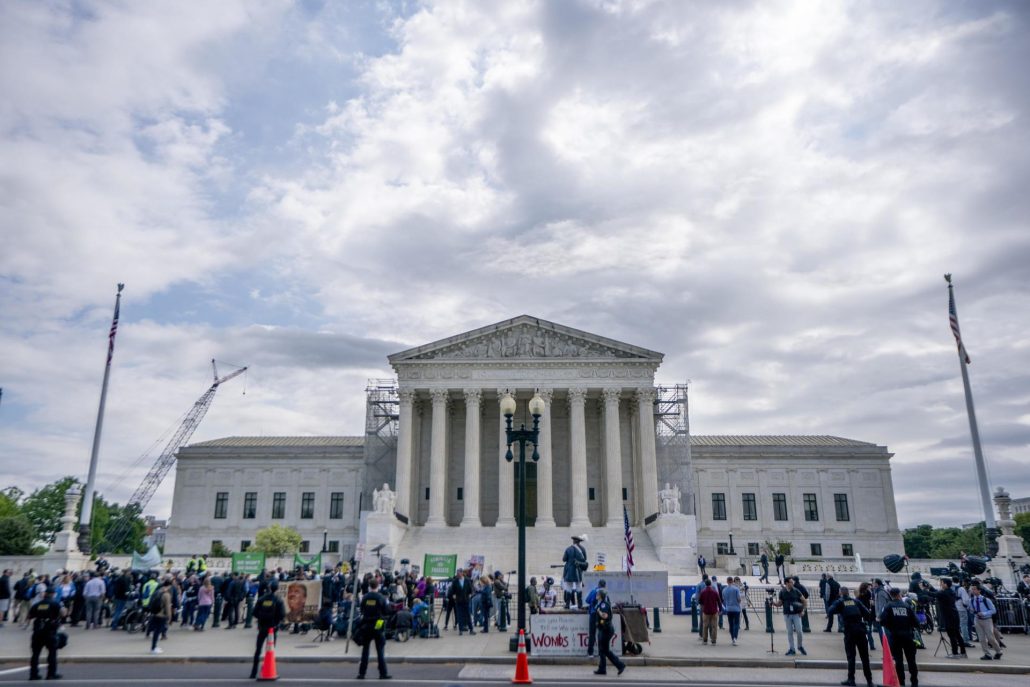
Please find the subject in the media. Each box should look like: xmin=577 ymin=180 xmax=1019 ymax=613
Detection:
xmin=148 ymin=590 xmax=164 ymax=613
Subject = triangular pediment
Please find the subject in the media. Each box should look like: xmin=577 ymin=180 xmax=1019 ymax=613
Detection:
xmin=388 ymin=315 xmax=664 ymax=363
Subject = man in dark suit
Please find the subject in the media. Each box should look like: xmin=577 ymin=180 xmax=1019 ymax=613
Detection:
xmin=447 ymin=570 xmax=475 ymax=635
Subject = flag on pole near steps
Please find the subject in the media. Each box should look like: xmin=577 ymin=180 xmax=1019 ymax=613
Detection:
xmin=947 ymin=274 xmax=971 ymax=364
xmin=623 ymin=505 xmax=635 ymax=575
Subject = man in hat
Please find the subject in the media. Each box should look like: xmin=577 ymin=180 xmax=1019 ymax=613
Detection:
xmin=562 ymin=534 xmax=588 ymax=609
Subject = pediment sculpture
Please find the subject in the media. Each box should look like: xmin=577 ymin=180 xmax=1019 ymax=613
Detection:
xmin=411 ymin=323 xmax=638 ymax=360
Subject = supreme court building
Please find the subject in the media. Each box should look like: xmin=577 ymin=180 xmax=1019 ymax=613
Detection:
xmin=164 ymin=315 xmax=904 ymax=573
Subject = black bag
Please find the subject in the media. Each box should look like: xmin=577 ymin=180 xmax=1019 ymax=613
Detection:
xmin=148 ymin=591 xmax=164 ymax=614
xmin=352 ymin=622 xmax=370 ymax=647
xmin=56 ymin=632 xmax=69 ymax=650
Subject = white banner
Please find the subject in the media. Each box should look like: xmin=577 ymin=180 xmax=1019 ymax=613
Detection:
xmin=582 ymin=571 xmax=668 ymax=608
xmin=529 ymin=612 xmax=622 ymax=656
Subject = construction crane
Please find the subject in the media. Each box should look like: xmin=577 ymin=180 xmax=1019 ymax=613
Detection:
xmin=101 ymin=359 xmax=247 ymax=552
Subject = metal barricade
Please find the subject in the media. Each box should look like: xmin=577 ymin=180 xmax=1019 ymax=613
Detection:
xmin=994 ymin=596 xmax=1029 ymax=634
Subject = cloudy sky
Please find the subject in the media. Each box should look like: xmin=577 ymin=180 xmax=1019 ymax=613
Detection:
xmin=1 ymin=0 xmax=1027 ymax=529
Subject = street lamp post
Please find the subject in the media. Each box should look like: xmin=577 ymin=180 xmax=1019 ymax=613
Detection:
xmin=322 ymin=529 xmax=328 ymax=554
xmin=501 ymin=390 xmax=545 ymax=653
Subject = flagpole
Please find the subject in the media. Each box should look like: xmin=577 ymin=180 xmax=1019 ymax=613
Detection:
xmin=945 ymin=275 xmax=998 ymax=554
xmin=78 ymin=283 xmax=125 ymax=554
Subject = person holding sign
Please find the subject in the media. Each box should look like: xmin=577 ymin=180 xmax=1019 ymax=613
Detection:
xmin=592 ymin=589 xmax=625 ymax=676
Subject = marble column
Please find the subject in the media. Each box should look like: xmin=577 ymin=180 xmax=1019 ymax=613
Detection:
xmin=602 ymin=388 xmax=623 ymax=527
xmin=535 ymin=388 xmax=556 ymax=527
xmin=426 ymin=388 xmax=449 ymax=527
xmin=636 ymin=388 xmax=660 ymax=519
xmin=460 ymin=388 xmax=482 ymax=527
xmin=394 ymin=389 xmax=416 ymax=521
xmin=568 ymin=387 xmax=591 ymax=529
xmin=496 ymin=389 xmax=515 ymax=527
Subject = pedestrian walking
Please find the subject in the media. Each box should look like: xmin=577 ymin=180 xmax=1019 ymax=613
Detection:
xmin=772 ymin=577 xmax=807 ymax=656
xmin=83 ymin=571 xmax=106 ymax=629
xmin=721 ymin=577 xmax=742 ymax=645
xmin=148 ymin=579 xmax=173 ymax=654
xmin=194 ymin=576 xmax=214 ymax=631
xmin=826 ymin=586 xmax=873 ymax=687
xmin=697 ymin=554 xmax=707 ymax=577
xmin=356 ymin=578 xmax=392 ymax=680
xmin=878 ymin=588 xmax=919 ymax=687
xmin=824 ymin=574 xmax=842 ymax=632
xmin=775 ymin=553 xmax=786 ymax=583
xmin=0 ymin=569 xmax=10 ymax=627
xmin=759 ymin=552 xmax=770 ymax=583
xmin=698 ymin=579 xmax=721 ymax=645
xmin=592 ymin=590 xmax=625 ymax=676
xmin=28 ymin=588 xmax=65 ymax=681
xmin=584 ymin=579 xmax=607 ymax=656
xmin=969 ymin=583 xmax=1002 ymax=660
xmin=249 ymin=580 xmax=285 ymax=679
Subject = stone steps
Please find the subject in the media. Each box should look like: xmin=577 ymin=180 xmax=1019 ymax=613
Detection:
xmin=392 ymin=524 xmax=668 ymax=577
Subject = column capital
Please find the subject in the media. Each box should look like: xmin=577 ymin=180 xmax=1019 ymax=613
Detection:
xmin=398 ymin=388 xmax=417 ymax=405
xmin=536 ymin=388 xmax=554 ymax=404
xmin=567 ymin=387 xmax=587 ymax=406
xmin=430 ymin=388 xmax=450 ymax=406
xmin=635 ymin=387 xmax=657 ymax=405
xmin=463 ymin=388 xmax=483 ymax=405
xmin=602 ymin=387 xmax=622 ymax=404
xmin=496 ymin=388 xmax=510 ymax=401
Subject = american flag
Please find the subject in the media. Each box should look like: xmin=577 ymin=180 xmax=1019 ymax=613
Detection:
xmin=623 ymin=505 xmax=635 ymax=575
xmin=106 ymin=285 xmax=124 ymax=365
xmin=949 ymin=285 xmax=971 ymax=364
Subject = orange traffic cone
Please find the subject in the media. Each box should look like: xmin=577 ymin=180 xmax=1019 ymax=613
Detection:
xmin=258 ymin=627 xmax=279 ymax=681
xmin=512 ymin=629 xmax=532 ymax=684
xmin=880 ymin=630 xmax=899 ymax=687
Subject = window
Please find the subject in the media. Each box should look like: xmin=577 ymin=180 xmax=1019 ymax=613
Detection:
xmin=214 ymin=492 xmax=228 ymax=519
xmin=803 ymin=493 xmax=819 ymax=521
xmin=456 ymin=487 xmax=463 ymax=501
xmin=712 ymin=493 xmax=727 ymax=520
xmin=622 ymin=487 xmax=628 ymax=501
xmin=300 ymin=540 xmax=310 ymax=553
xmin=240 ymin=540 xmax=251 ymax=552
xmin=716 ymin=542 xmax=730 ymax=555
xmin=243 ymin=492 xmax=257 ymax=519
xmin=327 ymin=540 xmax=340 ymax=553
xmin=842 ymin=543 xmax=854 ymax=556
xmin=272 ymin=492 xmax=286 ymax=519
xmin=330 ymin=492 xmax=344 ymax=519
xmin=425 ymin=487 xmax=430 ymax=500
xmin=301 ymin=492 xmax=315 ymax=519
xmin=810 ymin=543 xmax=822 ymax=556
xmin=773 ymin=493 xmax=788 ymax=521
xmin=589 ymin=487 xmax=596 ymax=501
xmin=834 ymin=494 xmax=850 ymax=522
xmin=747 ymin=542 xmax=760 ymax=556
xmin=742 ymin=493 xmax=758 ymax=521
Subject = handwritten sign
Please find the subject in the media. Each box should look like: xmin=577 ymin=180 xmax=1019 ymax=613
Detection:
xmin=529 ymin=612 xmax=622 ymax=656
xmin=582 ymin=571 xmax=668 ymax=608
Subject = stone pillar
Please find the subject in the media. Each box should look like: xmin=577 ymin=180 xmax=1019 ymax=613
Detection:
xmin=602 ymin=388 xmax=623 ymax=527
xmin=497 ymin=389 xmax=515 ymax=528
xmin=394 ymin=389 xmax=416 ymax=521
xmin=426 ymin=389 xmax=449 ymax=527
xmin=50 ymin=488 xmax=82 ymax=554
xmin=460 ymin=388 xmax=482 ymax=527
xmin=568 ymin=387 xmax=591 ymax=529
xmin=636 ymin=388 xmax=660 ymax=519
xmin=535 ymin=388 xmax=556 ymax=527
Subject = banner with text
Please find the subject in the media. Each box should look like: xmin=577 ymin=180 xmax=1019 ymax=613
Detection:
xmin=293 ymin=553 xmax=322 ymax=571
xmin=423 ymin=554 xmax=457 ymax=579
xmin=231 ymin=552 xmax=266 ymax=575
xmin=530 ymin=612 xmax=622 ymax=656
xmin=582 ymin=571 xmax=668 ymax=608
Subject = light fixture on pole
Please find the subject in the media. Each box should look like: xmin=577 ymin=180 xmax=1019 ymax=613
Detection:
xmin=503 ymin=389 xmax=544 ymax=653
xmin=322 ymin=528 xmax=328 ymax=554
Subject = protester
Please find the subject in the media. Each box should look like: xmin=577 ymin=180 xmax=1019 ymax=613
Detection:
xmin=772 ymin=577 xmax=807 ymax=656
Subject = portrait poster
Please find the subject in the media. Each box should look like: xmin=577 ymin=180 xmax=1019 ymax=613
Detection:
xmin=278 ymin=579 xmax=322 ymax=624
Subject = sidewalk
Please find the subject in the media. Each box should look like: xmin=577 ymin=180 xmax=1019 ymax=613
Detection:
xmin=1 ymin=613 xmax=1026 ymax=674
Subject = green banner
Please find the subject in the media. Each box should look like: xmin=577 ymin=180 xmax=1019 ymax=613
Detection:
xmin=293 ymin=552 xmax=322 ymax=571
xmin=231 ymin=552 xmax=266 ymax=575
xmin=423 ymin=553 xmax=457 ymax=578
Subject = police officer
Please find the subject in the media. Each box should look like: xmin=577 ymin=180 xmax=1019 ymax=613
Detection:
xmin=593 ymin=589 xmax=625 ymax=676
xmin=827 ymin=586 xmax=873 ymax=687
xmin=357 ymin=578 xmax=391 ymax=680
xmin=879 ymin=587 xmax=919 ymax=687
xmin=28 ymin=588 xmax=65 ymax=681
xmin=249 ymin=580 xmax=286 ymax=679
xmin=584 ymin=579 xmax=607 ymax=657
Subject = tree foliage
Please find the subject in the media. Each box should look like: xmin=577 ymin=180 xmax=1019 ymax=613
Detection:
xmin=0 ymin=515 xmax=36 ymax=555
xmin=1015 ymin=512 xmax=1030 ymax=552
xmin=93 ymin=499 xmax=147 ymax=554
xmin=0 ymin=488 xmax=22 ymax=519
xmin=251 ymin=524 xmax=302 ymax=556
xmin=903 ymin=522 xmax=987 ymax=559
xmin=20 ymin=476 xmax=81 ymax=545
xmin=210 ymin=541 xmax=233 ymax=557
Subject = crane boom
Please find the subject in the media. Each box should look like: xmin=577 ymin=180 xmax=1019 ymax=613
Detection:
xmin=101 ymin=359 xmax=246 ymax=552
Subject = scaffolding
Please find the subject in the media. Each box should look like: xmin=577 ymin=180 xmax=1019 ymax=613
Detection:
xmin=362 ymin=379 xmax=399 ymax=516
xmin=654 ymin=383 xmax=694 ymax=515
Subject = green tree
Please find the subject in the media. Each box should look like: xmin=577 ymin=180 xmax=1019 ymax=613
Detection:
xmin=903 ymin=524 xmax=934 ymax=558
xmin=210 ymin=541 xmax=233 ymax=557
xmin=0 ymin=515 xmax=37 ymax=554
xmin=0 ymin=487 xmax=22 ymax=518
xmin=20 ymin=477 xmax=80 ymax=545
xmin=1013 ymin=512 xmax=1030 ymax=552
xmin=251 ymin=524 xmax=302 ymax=556
xmin=91 ymin=498 xmax=147 ymax=554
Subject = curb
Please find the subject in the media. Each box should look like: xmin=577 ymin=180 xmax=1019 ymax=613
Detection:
xmin=1 ymin=654 xmax=1026 ymax=674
